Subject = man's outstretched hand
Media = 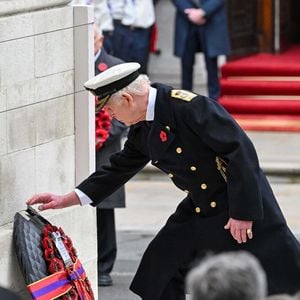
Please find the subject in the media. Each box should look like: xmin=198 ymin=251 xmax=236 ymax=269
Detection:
xmin=224 ymin=218 xmax=253 ymax=244
xmin=26 ymin=191 xmax=80 ymax=211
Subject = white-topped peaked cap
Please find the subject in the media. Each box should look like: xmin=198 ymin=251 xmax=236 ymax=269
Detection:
xmin=84 ymin=62 xmax=141 ymax=110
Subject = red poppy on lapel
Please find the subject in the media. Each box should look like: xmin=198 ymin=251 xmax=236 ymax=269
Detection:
xmin=98 ymin=62 xmax=108 ymax=72
xmin=160 ymin=130 xmax=167 ymax=142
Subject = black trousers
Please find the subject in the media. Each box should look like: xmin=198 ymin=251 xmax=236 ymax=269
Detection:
xmin=97 ymin=209 xmax=117 ymax=274
xmin=113 ymin=21 xmax=152 ymax=74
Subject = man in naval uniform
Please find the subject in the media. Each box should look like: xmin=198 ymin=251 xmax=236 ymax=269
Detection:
xmin=27 ymin=63 xmax=300 ymax=300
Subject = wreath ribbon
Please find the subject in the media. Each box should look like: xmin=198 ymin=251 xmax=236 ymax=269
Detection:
xmin=27 ymin=258 xmax=92 ymax=300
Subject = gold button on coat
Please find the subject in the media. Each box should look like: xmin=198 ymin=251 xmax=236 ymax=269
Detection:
xmin=195 ymin=207 xmax=201 ymax=213
xmin=176 ymin=147 xmax=182 ymax=154
xmin=190 ymin=166 xmax=197 ymax=171
xmin=210 ymin=201 xmax=217 ymax=208
xmin=201 ymin=183 xmax=207 ymax=190
xmin=168 ymin=173 xmax=174 ymax=178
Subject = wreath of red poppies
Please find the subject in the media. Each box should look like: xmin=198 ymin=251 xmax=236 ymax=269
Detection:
xmin=95 ymin=97 xmax=111 ymax=151
xmin=42 ymin=224 xmax=94 ymax=299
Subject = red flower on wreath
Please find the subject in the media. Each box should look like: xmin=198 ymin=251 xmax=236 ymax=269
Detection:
xmin=95 ymin=104 xmax=111 ymax=150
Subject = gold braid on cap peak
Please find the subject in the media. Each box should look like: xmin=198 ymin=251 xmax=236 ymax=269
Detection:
xmin=95 ymin=95 xmax=110 ymax=113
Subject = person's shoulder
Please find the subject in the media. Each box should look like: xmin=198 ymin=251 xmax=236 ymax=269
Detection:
xmin=100 ymin=48 xmax=124 ymax=66
xmin=106 ymin=54 xmax=124 ymax=67
xmin=169 ymin=89 xmax=207 ymax=111
xmin=170 ymin=89 xmax=198 ymax=103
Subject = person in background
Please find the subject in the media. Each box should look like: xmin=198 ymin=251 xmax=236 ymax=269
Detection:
xmin=187 ymin=251 xmax=267 ymax=300
xmin=93 ymin=0 xmax=115 ymax=54
xmin=110 ymin=0 xmax=155 ymax=74
xmin=72 ymin=0 xmax=156 ymax=73
xmin=27 ymin=63 xmax=300 ymax=299
xmin=172 ymin=0 xmax=230 ymax=100
xmin=71 ymin=0 xmax=115 ymax=54
xmin=93 ymin=25 xmax=127 ymax=287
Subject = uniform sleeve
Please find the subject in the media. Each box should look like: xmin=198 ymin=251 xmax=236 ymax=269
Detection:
xmin=76 ymin=136 xmax=150 ymax=206
xmin=182 ymin=96 xmax=264 ymax=220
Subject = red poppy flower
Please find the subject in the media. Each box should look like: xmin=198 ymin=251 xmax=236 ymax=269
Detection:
xmin=98 ymin=62 xmax=108 ymax=72
xmin=160 ymin=130 xmax=167 ymax=142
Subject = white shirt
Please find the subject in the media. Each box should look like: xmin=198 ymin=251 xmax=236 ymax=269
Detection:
xmin=108 ymin=0 xmax=124 ymax=20
xmin=122 ymin=0 xmax=155 ymax=28
xmin=94 ymin=0 xmax=114 ymax=31
xmin=75 ymin=86 xmax=157 ymax=205
xmin=94 ymin=49 xmax=101 ymax=62
xmin=146 ymin=86 xmax=157 ymax=121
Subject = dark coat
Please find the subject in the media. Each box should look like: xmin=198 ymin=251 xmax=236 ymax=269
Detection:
xmin=0 ymin=287 xmax=20 ymax=300
xmin=78 ymin=83 xmax=300 ymax=298
xmin=95 ymin=49 xmax=126 ymax=209
xmin=172 ymin=0 xmax=231 ymax=58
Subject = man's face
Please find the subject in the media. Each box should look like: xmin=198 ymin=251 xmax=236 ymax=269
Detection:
xmin=105 ymin=94 xmax=140 ymax=126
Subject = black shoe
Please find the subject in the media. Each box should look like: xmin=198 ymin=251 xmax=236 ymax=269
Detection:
xmin=98 ymin=273 xmax=113 ymax=286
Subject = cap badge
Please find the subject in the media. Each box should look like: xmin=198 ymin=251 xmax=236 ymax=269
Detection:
xmin=160 ymin=130 xmax=167 ymax=142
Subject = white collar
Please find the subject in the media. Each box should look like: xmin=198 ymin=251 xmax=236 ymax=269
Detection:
xmin=94 ymin=49 xmax=101 ymax=62
xmin=146 ymin=87 xmax=157 ymax=121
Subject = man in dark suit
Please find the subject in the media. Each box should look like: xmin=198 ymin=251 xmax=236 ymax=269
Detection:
xmin=27 ymin=63 xmax=300 ymax=300
xmin=172 ymin=0 xmax=230 ymax=100
xmin=93 ymin=26 xmax=127 ymax=286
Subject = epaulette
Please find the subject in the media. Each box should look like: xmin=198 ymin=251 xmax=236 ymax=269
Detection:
xmin=171 ymin=89 xmax=197 ymax=102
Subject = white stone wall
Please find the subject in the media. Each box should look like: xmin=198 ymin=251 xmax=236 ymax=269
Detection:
xmin=0 ymin=3 xmax=97 ymax=299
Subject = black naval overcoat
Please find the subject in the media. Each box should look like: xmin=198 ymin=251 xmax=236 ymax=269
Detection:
xmin=78 ymin=83 xmax=300 ymax=299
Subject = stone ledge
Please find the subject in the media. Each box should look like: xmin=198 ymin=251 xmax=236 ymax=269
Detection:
xmin=0 ymin=0 xmax=72 ymax=16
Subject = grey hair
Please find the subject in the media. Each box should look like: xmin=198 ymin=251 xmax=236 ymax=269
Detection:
xmin=109 ymin=74 xmax=151 ymax=102
xmin=267 ymin=294 xmax=299 ymax=300
xmin=187 ymin=251 xmax=267 ymax=300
